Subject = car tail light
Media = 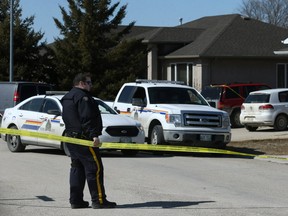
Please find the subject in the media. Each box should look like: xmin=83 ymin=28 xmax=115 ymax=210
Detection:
xmin=13 ymin=91 xmax=20 ymax=102
xmin=259 ymin=104 xmax=274 ymax=110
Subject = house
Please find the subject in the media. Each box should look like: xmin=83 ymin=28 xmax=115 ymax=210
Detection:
xmin=129 ymin=14 xmax=288 ymax=90
xmin=274 ymin=38 xmax=288 ymax=55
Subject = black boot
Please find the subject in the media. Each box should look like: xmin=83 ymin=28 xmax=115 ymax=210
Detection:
xmin=71 ymin=201 xmax=89 ymax=209
xmin=92 ymin=200 xmax=117 ymax=209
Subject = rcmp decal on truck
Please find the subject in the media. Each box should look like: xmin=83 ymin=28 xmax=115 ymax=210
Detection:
xmin=120 ymin=108 xmax=168 ymax=115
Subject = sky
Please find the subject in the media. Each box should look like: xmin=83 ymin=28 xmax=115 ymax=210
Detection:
xmin=20 ymin=0 xmax=244 ymax=43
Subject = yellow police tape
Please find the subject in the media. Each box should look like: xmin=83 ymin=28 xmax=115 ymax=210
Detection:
xmin=0 ymin=127 xmax=287 ymax=161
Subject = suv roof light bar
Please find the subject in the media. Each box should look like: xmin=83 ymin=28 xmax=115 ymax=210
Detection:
xmin=135 ymin=79 xmax=185 ymax=85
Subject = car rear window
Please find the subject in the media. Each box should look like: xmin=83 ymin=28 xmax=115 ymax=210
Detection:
xmin=244 ymin=94 xmax=270 ymax=103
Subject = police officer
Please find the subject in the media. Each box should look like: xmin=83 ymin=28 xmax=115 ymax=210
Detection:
xmin=61 ymin=73 xmax=116 ymax=209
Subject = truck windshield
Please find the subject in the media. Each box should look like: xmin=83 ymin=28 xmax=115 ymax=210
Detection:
xmin=148 ymin=87 xmax=209 ymax=105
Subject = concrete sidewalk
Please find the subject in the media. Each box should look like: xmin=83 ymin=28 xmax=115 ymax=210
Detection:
xmin=255 ymin=155 xmax=288 ymax=164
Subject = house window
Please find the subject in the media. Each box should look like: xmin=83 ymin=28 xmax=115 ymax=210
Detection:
xmin=171 ymin=63 xmax=193 ymax=85
xmin=277 ymin=64 xmax=288 ymax=87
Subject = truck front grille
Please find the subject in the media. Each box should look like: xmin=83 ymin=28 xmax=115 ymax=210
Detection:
xmin=105 ymin=126 xmax=139 ymax=137
xmin=183 ymin=112 xmax=222 ymax=127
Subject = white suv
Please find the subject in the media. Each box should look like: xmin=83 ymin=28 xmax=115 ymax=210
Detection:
xmin=1 ymin=94 xmax=145 ymax=156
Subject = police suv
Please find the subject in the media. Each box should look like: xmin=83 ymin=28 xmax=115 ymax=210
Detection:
xmin=1 ymin=92 xmax=145 ymax=156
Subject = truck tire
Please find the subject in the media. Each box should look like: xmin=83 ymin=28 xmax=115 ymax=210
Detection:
xmin=230 ymin=109 xmax=242 ymax=128
xmin=7 ymin=125 xmax=26 ymax=152
xmin=150 ymin=125 xmax=165 ymax=145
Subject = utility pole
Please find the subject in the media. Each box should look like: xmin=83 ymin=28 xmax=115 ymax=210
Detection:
xmin=9 ymin=0 xmax=14 ymax=82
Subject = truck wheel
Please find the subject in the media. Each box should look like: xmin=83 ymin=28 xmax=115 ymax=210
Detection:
xmin=274 ymin=114 xmax=288 ymax=131
xmin=230 ymin=109 xmax=242 ymax=128
xmin=7 ymin=126 xmax=26 ymax=152
xmin=150 ymin=125 xmax=165 ymax=145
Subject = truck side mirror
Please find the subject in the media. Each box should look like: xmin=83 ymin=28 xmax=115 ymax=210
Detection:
xmin=132 ymin=98 xmax=146 ymax=107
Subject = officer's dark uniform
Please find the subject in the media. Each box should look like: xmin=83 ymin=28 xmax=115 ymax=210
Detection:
xmin=61 ymin=87 xmax=106 ymax=206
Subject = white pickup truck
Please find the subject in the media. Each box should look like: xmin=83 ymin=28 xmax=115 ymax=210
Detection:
xmin=110 ymin=80 xmax=231 ymax=148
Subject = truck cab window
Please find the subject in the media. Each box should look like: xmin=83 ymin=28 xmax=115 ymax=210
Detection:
xmin=118 ymin=86 xmax=136 ymax=103
xmin=132 ymin=87 xmax=147 ymax=104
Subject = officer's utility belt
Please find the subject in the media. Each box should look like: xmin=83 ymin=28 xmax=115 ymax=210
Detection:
xmin=67 ymin=131 xmax=88 ymax=140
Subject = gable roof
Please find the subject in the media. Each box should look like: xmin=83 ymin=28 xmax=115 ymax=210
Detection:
xmin=139 ymin=27 xmax=204 ymax=44
xmin=170 ymin=14 xmax=288 ymax=58
xmin=131 ymin=14 xmax=288 ymax=59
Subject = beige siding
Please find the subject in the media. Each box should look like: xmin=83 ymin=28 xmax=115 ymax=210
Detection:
xmin=206 ymin=59 xmax=278 ymax=88
xmin=159 ymin=58 xmax=288 ymax=91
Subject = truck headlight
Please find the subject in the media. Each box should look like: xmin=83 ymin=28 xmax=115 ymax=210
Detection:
xmin=166 ymin=114 xmax=182 ymax=127
xmin=222 ymin=113 xmax=230 ymax=128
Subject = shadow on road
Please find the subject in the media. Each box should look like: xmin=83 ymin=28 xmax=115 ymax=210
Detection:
xmin=22 ymin=147 xmax=263 ymax=159
xmin=225 ymin=146 xmax=264 ymax=156
xmin=117 ymin=200 xmax=215 ymax=209
xmin=19 ymin=143 xmax=266 ymax=159
xmin=154 ymin=146 xmax=264 ymax=159
xmin=0 ymin=199 xmax=214 ymax=209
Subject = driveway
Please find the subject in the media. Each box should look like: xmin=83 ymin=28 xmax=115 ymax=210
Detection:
xmin=231 ymin=127 xmax=288 ymax=142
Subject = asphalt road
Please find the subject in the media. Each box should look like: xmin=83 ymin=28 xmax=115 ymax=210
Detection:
xmin=1 ymin=128 xmax=288 ymax=216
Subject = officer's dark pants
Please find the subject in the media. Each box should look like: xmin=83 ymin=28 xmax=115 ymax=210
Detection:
xmin=67 ymin=143 xmax=106 ymax=205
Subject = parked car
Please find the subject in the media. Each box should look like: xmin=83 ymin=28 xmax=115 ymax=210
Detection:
xmin=1 ymin=93 xmax=145 ymax=156
xmin=0 ymin=82 xmax=53 ymax=122
xmin=201 ymin=83 xmax=271 ymax=128
xmin=240 ymin=88 xmax=288 ymax=131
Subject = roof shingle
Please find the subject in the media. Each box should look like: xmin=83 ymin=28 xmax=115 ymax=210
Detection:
xmin=129 ymin=14 xmax=288 ymax=58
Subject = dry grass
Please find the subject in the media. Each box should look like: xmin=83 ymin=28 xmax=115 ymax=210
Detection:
xmin=227 ymin=139 xmax=288 ymax=155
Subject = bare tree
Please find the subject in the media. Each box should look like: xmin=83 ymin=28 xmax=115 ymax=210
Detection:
xmin=238 ymin=0 xmax=288 ymax=28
